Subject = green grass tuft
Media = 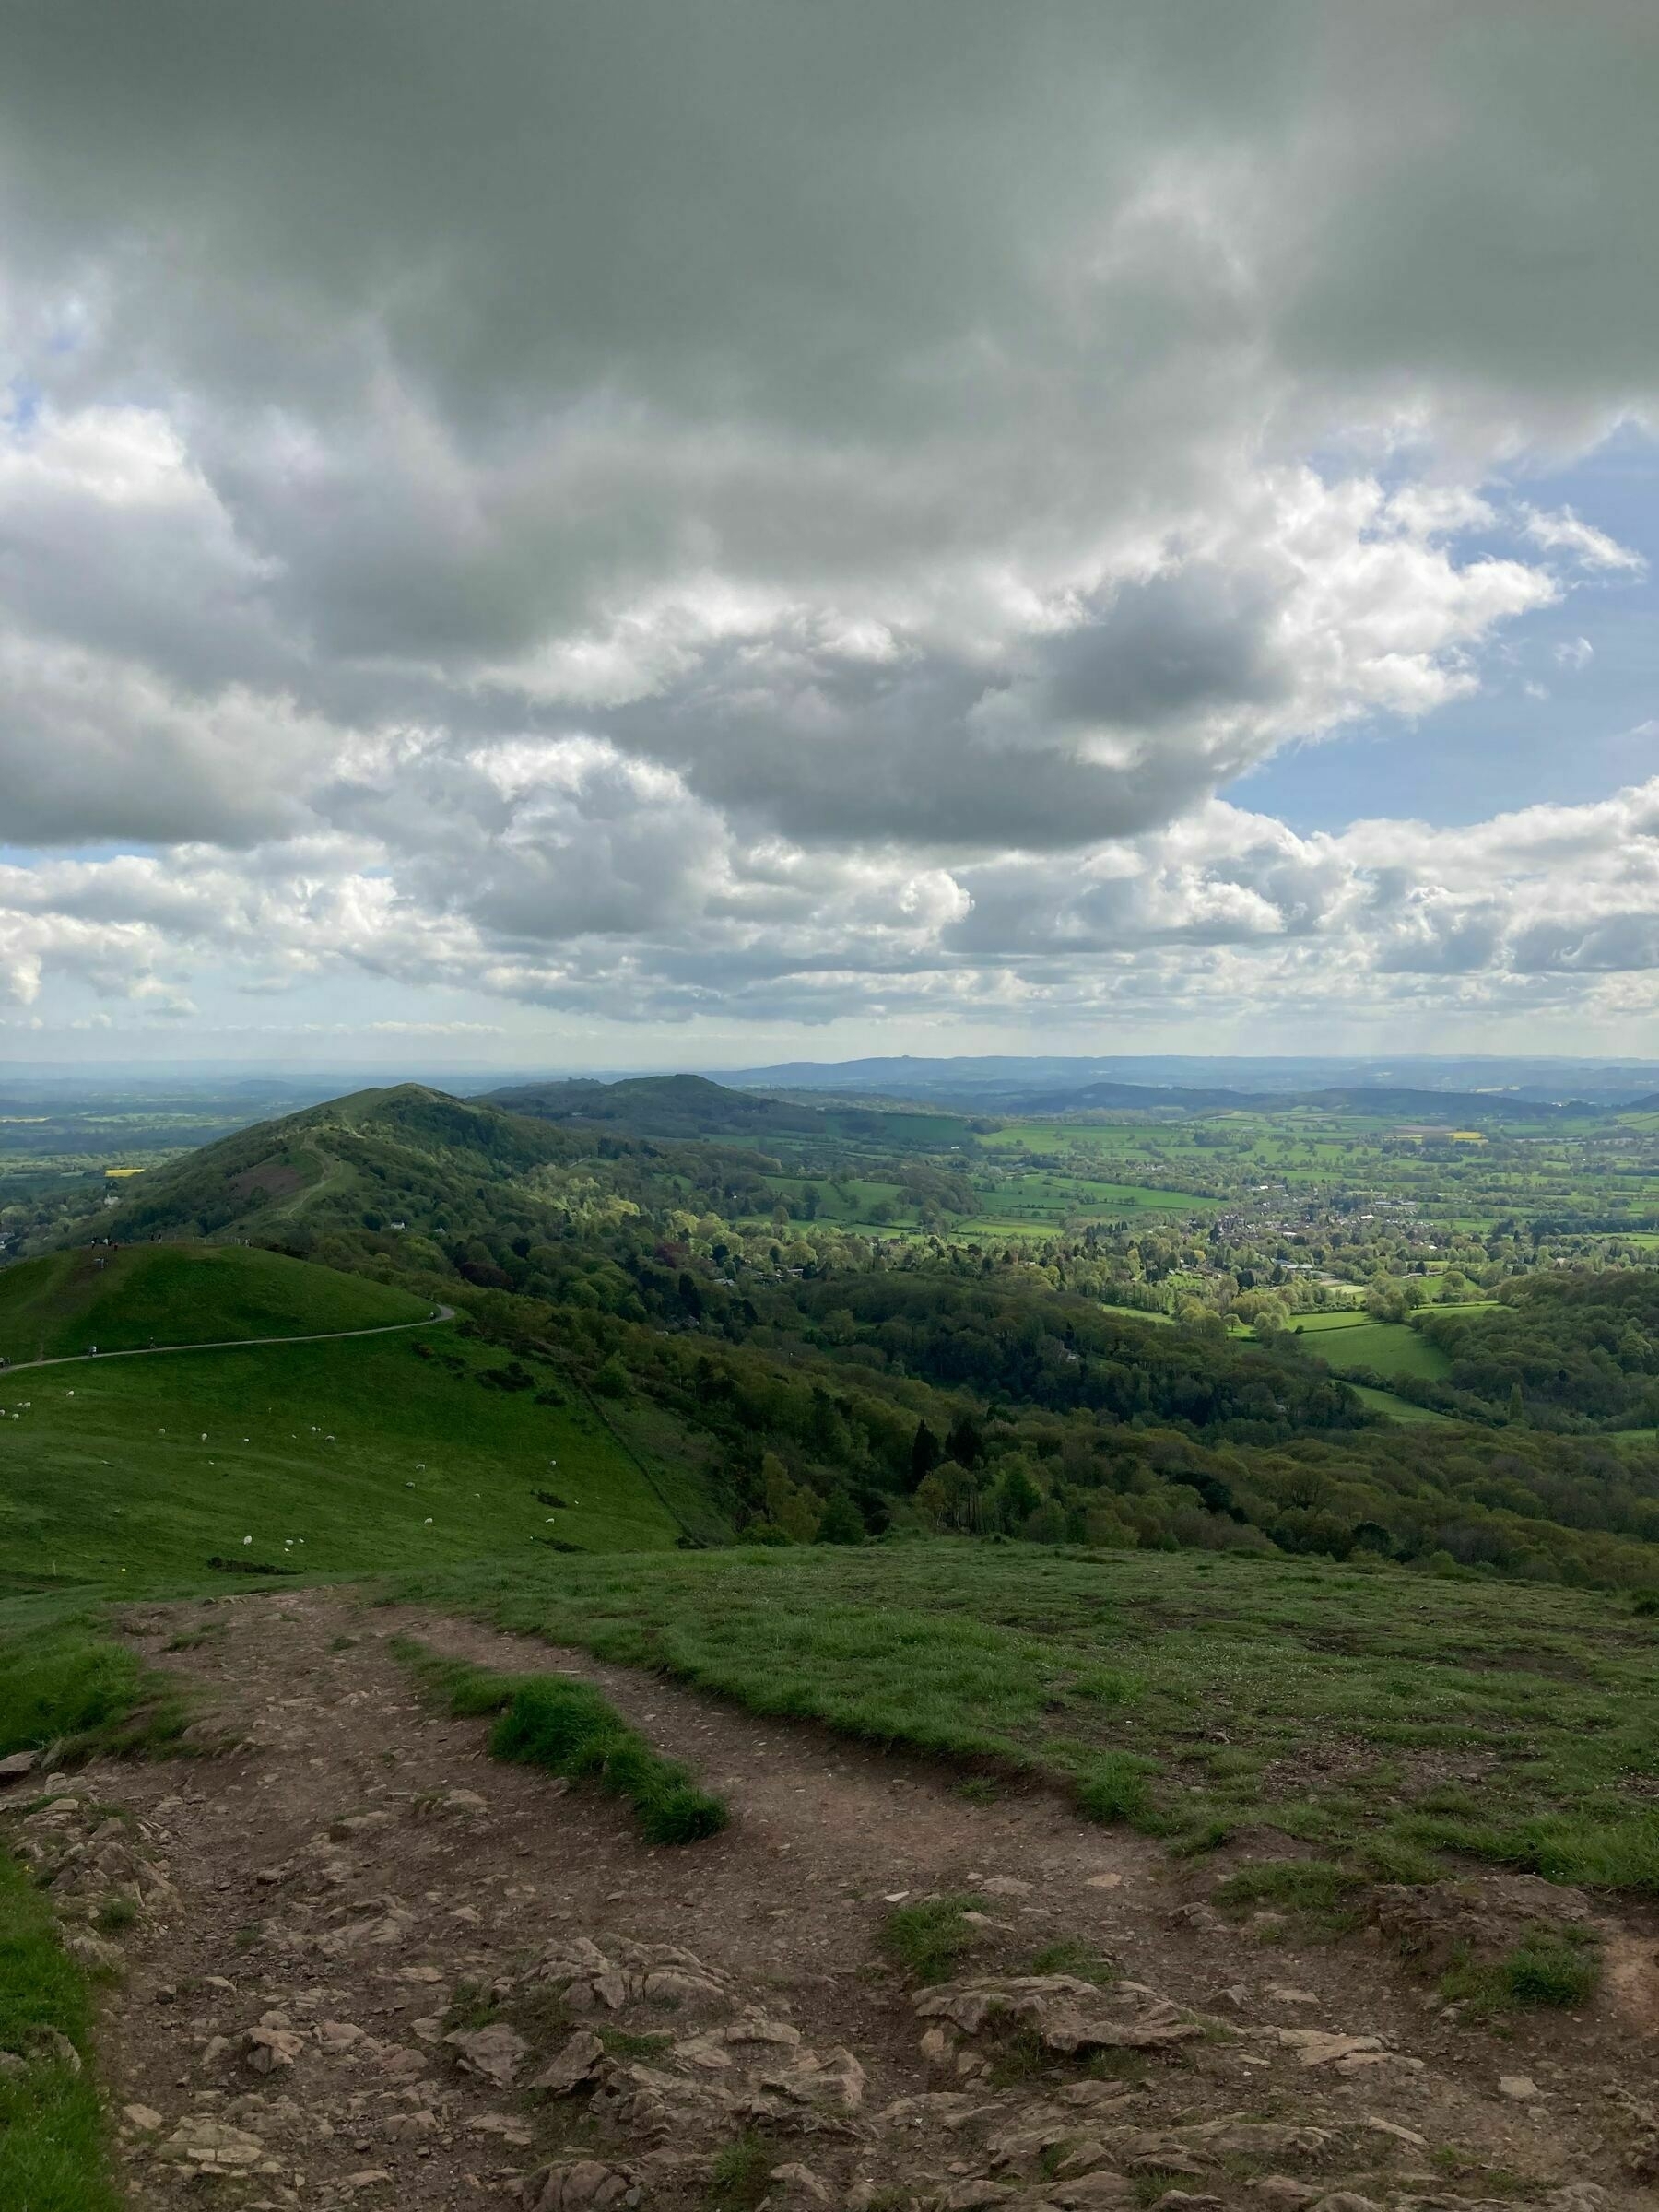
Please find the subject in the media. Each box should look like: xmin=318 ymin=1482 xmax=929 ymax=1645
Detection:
xmin=394 ymin=1641 xmax=727 ymax=1846
xmin=706 ymin=2131 xmax=778 ymax=2211
xmin=1441 ymin=1932 xmax=1601 ymax=2016
xmin=880 ymin=1894 xmax=985 ymax=1985
xmin=1214 ymin=1858 xmax=1363 ymax=1915
xmin=1030 ymin=1938 xmax=1117 ymax=1985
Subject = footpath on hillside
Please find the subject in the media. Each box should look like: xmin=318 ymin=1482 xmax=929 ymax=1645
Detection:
xmin=5 ymin=1588 xmax=1657 ymax=2212
xmin=0 ymin=1305 xmax=455 ymax=1375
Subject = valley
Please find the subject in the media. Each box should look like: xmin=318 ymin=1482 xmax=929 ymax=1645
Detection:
xmin=1 ymin=1068 xmax=1657 ymax=2209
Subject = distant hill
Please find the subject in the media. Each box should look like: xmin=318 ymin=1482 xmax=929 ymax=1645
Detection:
xmin=721 ymin=1053 xmax=1653 ymax=1110
xmin=0 ymin=1245 xmax=430 ymax=1365
xmin=1016 ymin=1081 xmax=1597 ymax=1122
xmin=79 ymin=1084 xmax=577 ymax=1249
xmin=478 ymin=1072 xmax=825 ymax=1140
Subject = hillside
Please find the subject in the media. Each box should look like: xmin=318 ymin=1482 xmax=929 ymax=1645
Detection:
xmin=0 ymin=1245 xmax=430 ymax=1365
xmin=0 ymin=1321 xmax=709 ymax=1593
xmin=85 ymin=1084 xmax=578 ymax=1250
xmin=479 ymin=1071 xmax=825 ymax=1139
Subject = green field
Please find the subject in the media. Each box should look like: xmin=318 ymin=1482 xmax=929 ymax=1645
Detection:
xmin=0 ymin=1244 xmax=431 ymax=1365
xmin=399 ymin=1541 xmax=1659 ymax=1891
xmin=1305 ymin=1318 xmax=1452 ymax=1381
xmin=1347 ymin=1381 xmax=1457 ymax=1425
xmin=0 ymin=1323 xmax=694 ymax=1593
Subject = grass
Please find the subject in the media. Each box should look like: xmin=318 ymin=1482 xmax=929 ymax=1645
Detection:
xmin=0 ymin=1244 xmax=430 ymax=1365
xmin=0 ymin=1321 xmax=692 ymax=1593
xmin=1313 ymin=1321 xmax=1451 ymax=1382
xmin=1029 ymin=1937 xmax=1117 ymax=1985
xmin=0 ymin=1598 xmax=192 ymax=1761
xmin=391 ymin=1638 xmax=728 ymax=1845
xmin=0 ymin=1590 xmax=179 ymax=2211
xmin=0 ymin=1853 xmax=121 ymax=2211
xmin=1214 ymin=1858 xmax=1364 ymax=1915
xmin=706 ymin=2132 xmax=779 ymax=2211
xmin=1346 ymin=1382 xmax=1457 ymax=1426
xmin=392 ymin=1541 xmax=1659 ymax=1893
xmin=879 ymin=1894 xmax=985 ymax=1984
xmin=1441 ymin=1933 xmax=1602 ymax=2018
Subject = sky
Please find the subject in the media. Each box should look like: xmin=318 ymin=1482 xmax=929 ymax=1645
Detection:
xmin=3 ymin=1 xmax=1659 ymax=1072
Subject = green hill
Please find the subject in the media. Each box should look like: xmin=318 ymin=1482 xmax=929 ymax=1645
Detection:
xmin=0 ymin=1324 xmax=703 ymax=1594
xmin=479 ymin=1072 xmax=823 ymax=1140
xmin=0 ymin=1245 xmax=433 ymax=1366
xmin=87 ymin=1084 xmax=578 ymax=1250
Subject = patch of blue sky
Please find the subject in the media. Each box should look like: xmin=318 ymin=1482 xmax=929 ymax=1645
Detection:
xmin=1229 ymin=433 xmax=1659 ymax=832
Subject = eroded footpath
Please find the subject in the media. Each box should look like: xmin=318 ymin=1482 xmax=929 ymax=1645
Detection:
xmin=5 ymin=1587 xmax=1658 ymax=2212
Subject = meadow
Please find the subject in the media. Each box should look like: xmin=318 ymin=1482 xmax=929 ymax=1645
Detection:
xmin=395 ymin=1539 xmax=1659 ymax=1894
xmin=0 ymin=1243 xmax=432 ymax=1365
xmin=0 ymin=1325 xmax=693 ymax=1594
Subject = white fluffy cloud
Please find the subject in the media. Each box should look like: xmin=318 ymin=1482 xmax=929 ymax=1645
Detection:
xmin=1 ymin=4 xmax=1656 ymax=1042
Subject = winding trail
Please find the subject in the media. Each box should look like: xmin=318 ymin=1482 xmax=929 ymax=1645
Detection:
xmin=0 ymin=1304 xmax=455 ymax=1375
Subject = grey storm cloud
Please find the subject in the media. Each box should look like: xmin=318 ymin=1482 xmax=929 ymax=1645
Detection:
xmin=0 ymin=2 xmax=1656 ymax=1030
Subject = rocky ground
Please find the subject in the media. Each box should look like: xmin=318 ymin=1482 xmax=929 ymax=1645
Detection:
xmin=4 ymin=1586 xmax=1657 ymax=2212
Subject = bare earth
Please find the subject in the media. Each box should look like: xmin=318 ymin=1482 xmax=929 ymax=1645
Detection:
xmin=6 ymin=1586 xmax=1658 ymax=2212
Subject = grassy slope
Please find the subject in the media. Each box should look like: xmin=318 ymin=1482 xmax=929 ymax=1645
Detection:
xmin=396 ymin=1541 xmax=1659 ymax=1891
xmin=1347 ymin=1381 xmax=1456 ymax=1425
xmin=0 ymin=1328 xmax=688 ymax=1593
xmin=0 ymin=1245 xmax=431 ymax=1365
xmin=0 ymin=1851 xmax=120 ymax=2210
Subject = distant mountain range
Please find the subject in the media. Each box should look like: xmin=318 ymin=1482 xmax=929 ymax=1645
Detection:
xmin=715 ymin=1053 xmax=1659 ymax=1111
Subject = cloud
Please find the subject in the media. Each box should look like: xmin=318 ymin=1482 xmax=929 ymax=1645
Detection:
xmin=1521 ymin=505 xmax=1646 ymax=572
xmin=0 ymin=5 xmax=1655 ymax=1039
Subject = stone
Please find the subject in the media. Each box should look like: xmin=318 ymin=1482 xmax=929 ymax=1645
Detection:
xmin=520 ymin=2159 xmax=634 ymax=2210
xmin=63 ymin=1932 xmax=122 ymax=1971
xmin=763 ymin=2044 xmax=865 ymax=2113
xmin=531 ymin=2030 xmax=606 ymax=2095
xmin=916 ymin=1974 xmax=1202 ymax=2057
xmin=123 ymin=2103 xmax=165 ymax=2132
xmin=1274 ymin=2030 xmax=1383 ymax=2068
xmin=1050 ymin=2180 xmax=1133 ymax=2207
xmin=1311 ymin=2198 xmax=1382 ymax=2212
xmin=29 ymin=2027 xmax=81 ymax=2074
xmin=980 ymin=1877 xmax=1033 ymax=1897
xmin=1500 ymin=2075 xmax=1541 ymax=2100
xmin=1361 ymin=2117 xmax=1426 ymax=2151
xmin=1254 ymin=2183 xmax=1320 ymax=2207
xmin=161 ymin=2115 xmax=271 ymax=2171
xmin=1086 ymin=1873 xmax=1124 ymax=1890
xmin=468 ymin=2112 xmax=535 ymax=2147
xmin=0 ymin=1749 xmax=39 ymax=1780
xmin=444 ymin=2020 xmax=529 ymax=2085
xmin=769 ymin=2164 xmax=833 ymax=2206
xmin=943 ymin=2184 xmax=1015 ymax=2210
xmin=317 ymin=2020 xmax=367 ymax=2052
xmin=342 ymin=2171 xmax=393 ymax=2191
xmin=244 ymin=2025 xmax=305 ymax=2074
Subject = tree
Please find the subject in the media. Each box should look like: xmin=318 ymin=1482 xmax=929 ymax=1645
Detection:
xmin=909 ymin=1418 xmax=942 ymax=1490
xmin=996 ymin=1459 xmax=1041 ymax=1528
xmin=818 ymin=1488 xmax=865 ymax=1545
xmin=945 ymin=1413 xmax=984 ymax=1468
xmin=762 ymin=1453 xmax=821 ymax=1543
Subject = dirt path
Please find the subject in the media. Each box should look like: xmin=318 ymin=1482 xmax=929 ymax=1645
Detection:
xmin=1 ymin=1305 xmax=455 ymax=1375
xmin=6 ymin=1588 xmax=1656 ymax=2211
